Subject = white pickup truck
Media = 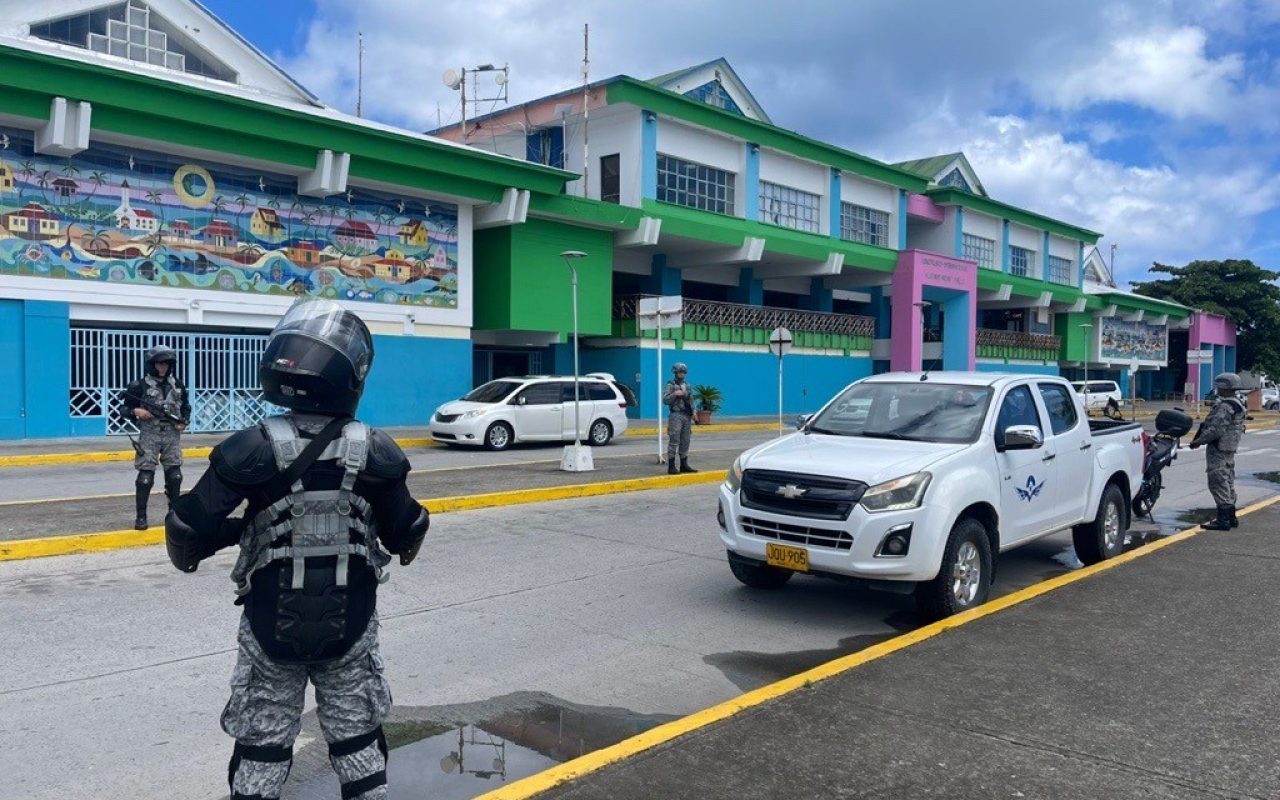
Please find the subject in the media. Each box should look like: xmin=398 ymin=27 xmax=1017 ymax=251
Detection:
xmin=717 ymin=372 xmax=1145 ymax=618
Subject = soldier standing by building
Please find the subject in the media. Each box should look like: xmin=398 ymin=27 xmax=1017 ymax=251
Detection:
xmin=165 ymin=299 xmax=429 ymax=800
xmin=1190 ymin=372 xmax=1247 ymax=530
xmin=122 ymin=345 xmax=190 ymax=530
xmin=663 ymin=362 xmax=698 ymax=475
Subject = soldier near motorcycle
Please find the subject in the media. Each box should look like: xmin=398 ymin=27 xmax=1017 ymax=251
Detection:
xmin=165 ymin=298 xmax=428 ymax=800
xmin=121 ymin=345 xmax=190 ymax=530
xmin=1189 ymin=372 xmax=1247 ymax=530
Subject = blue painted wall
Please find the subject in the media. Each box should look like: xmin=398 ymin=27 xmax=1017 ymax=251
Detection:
xmin=584 ymin=346 xmax=872 ymax=418
xmin=361 ymin=335 xmax=472 ymax=427
xmin=0 ymin=299 xmax=73 ymax=439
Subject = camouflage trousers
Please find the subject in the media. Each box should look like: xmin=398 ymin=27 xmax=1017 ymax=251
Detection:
xmin=1207 ymin=447 xmax=1237 ymax=507
xmin=222 ymin=614 xmax=391 ymax=800
xmin=667 ymin=412 xmax=692 ymax=462
xmin=133 ymin=422 xmax=183 ymax=470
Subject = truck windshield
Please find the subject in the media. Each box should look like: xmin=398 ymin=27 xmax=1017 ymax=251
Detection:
xmin=808 ymin=382 xmax=993 ymax=443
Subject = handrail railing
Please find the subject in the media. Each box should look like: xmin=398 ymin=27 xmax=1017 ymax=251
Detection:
xmin=614 ymin=295 xmax=876 ymax=338
xmin=976 ymin=328 xmax=1061 ymax=351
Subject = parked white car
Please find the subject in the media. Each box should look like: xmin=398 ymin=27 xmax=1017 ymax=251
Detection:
xmin=1261 ymin=383 xmax=1278 ymax=411
xmin=1071 ymin=380 xmax=1123 ymax=410
xmin=717 ymin=373 xmax=1145 ymax=619
xmin=430 ymin=374 xmax=634 ymax=451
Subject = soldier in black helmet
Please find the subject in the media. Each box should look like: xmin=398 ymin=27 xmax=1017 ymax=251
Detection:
xmin=165 ymin=299 xmax=429 ymax=800
xmin=121 ymin=344 xmax=190 ymax=529
xmin=1190 ymin=372 xmax=1247 ymax=530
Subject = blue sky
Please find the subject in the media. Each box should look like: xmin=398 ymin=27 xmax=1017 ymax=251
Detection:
xmin=201 ymin=0 xmax=1280 ymax=286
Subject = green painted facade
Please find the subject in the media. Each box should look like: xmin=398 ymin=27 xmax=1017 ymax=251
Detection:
xmin=472 ymin=218 xmax=614 ymax=337
xmin=977 ymin=342 xmax=1060 ymax=362
xmin=1055 ymin=312 xmax=1096 ymax=362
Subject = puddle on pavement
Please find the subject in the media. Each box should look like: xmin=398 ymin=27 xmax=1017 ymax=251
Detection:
xmin=703 ymin=629 xmax=902 ymax=691
xmin=285 ymin=692 xmax=675 ymax=800
xmin=1174 ymin=507 xmax=1218 ymax=527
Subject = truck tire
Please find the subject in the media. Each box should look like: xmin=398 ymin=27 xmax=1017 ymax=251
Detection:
xmin=729 ymin=556 xmax=794 ymax=589
xmin=916 ymin=517 xmax=993 ymax=620
xmin=1074 ymin=483 xmax=1126 ymax=565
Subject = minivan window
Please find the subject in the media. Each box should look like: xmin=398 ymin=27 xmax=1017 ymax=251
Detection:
xmin=1089 ymin=382 xmax=1116 ymax=393
xmin=515 ymin=382 xmax=563 ymax=406
xmin=463 ymin=380 xmax=521 ymax=403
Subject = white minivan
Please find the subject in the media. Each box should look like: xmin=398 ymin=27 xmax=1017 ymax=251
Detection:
xmin=430 ymin=374 xmax=634 ymax=450
xmin=1071 ymin=380 xmax=1122 ymax=410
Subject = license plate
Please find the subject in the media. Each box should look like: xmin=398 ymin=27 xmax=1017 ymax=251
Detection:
xmin=766 ymin=542 xmax=809 ymax=573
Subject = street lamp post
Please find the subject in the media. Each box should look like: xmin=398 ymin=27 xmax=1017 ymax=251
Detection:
xmin=559 ymin=250 xmax=593 ymax=472
xmin=1080 ymin=322 xmax=1094 ymax=411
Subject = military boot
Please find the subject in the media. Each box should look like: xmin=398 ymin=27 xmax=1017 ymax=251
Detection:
xmin=667 ymin=460 xmax=679 ymax=475
xmin=1229 ymin=506 xmax=1240 ymax=528
xmin=134 ymin=490 xmax=149 ymax=531
xmin=680 ymin=458 xmax=698 ymax=474
xmin=1203 ymin=505 xmax=1233 ymax=531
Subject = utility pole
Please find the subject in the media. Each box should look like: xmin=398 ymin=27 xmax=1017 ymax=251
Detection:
xmin=581 ymin=24 xmax=590 ymax=198
xmin=356 ymin=32 xmax=364 ymax=118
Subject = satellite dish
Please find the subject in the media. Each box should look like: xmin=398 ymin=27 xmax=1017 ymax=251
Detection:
xmin=442 ymin=69 xmax=461 ymax=90
xmin=440 ymin=752 xmax=459 ymax=774
xmin=494 ymin=71 xmax=508 ymax=86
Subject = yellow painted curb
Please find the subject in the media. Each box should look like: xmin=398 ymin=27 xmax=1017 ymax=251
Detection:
xmin=468 ymin=493 xmax=1280 ymax=800
xmin=0 ymin=436 xmax=442 ymax=468
xmin=626 ymin=422 xmax=778 ymax=436
xmin=0 ymin=471 xmax=726 ymax=563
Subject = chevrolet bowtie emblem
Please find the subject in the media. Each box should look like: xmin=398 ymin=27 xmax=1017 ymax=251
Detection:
xmin=776 ymin=484 xmax=807 ymax=500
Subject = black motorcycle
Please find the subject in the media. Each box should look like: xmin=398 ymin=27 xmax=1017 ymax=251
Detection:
xmin=1132 ymin=408 xmax=1194 ymax=518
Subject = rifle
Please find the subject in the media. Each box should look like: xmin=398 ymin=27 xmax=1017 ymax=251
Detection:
xmin=123 ymin=389 xmax=187 ymax=427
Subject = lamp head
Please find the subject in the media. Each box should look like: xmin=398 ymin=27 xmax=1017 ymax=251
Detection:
xmin=560 ymin=250 xmax=587 ymax=260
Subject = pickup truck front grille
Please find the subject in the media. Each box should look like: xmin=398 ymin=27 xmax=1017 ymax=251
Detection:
xmin=740 ymin=515 xmax=853 ymax=551
xmin=741 ymin=469 xmax=866 ymax=521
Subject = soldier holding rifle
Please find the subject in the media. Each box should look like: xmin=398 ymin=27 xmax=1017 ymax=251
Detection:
xmin=121 ymin=344 xmax=190 ymax=530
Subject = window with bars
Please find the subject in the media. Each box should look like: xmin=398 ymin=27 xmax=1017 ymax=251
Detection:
xmin=1010 ymin=246 xmax=1035 ymax=277
xmin=30 ymin=1 xmax=236 ymax=81
xmin=759 ymin=181 xmax=820 ymax=233
xmin=656 ymin=154 xmax=735 ymax=215
xmin=600 ymin=154 xmax=620 ymax=204
xmin=1048 ymin=255 xmax=1074 ymax=285
xmin=840 ymin=203 xmax=889 ymax=247
xmin=962 ymin=234 xmax=996 ymax=269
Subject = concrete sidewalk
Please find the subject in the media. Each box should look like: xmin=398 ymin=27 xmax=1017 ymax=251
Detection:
xmin=511 ymin=498 xmax=1280 ymax=800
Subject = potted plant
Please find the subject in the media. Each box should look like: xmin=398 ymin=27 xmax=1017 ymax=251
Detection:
xmin=693 ymin=384 xmax=723 ymax=425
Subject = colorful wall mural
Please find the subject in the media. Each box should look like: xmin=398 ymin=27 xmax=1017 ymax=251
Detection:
xmin=1100 ymin=317 xmax=1168 ymax=362
xmin=0 ymin=128 xmax=459 ymax=307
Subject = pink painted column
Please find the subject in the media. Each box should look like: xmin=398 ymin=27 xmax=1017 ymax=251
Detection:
xmin=890 ymin=261 xmax=924 ymax=371
xmin=889 ymin=250 xmax=978 ymax=372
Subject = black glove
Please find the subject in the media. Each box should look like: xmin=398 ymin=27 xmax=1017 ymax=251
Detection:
xmin=1189 ymin=439 xmax=1203 ymax=450
xmin=399 ymin=508 xmax=429 ymax=566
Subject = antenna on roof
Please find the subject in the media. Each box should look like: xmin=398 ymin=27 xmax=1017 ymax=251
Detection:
xmin=357 ymin=32 xmax=364 ymax=118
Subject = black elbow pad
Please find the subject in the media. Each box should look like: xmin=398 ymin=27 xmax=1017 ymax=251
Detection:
xmin=398 ymin=508 xmax=429 ymax=566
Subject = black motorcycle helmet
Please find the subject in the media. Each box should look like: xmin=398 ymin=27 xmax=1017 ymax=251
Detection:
xmin=145 ymin=344 xmax=177 ymax=377
xmin=259 ymin=299 xmax=374 ymax=416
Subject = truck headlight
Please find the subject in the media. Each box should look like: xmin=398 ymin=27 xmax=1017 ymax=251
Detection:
xmin=860 ymin=472 xmax=932 ymax=513
xmin=725 ymin=457 xmax=744 ymax=492
xmin=460 ymin=409 xmax=489 ymax=420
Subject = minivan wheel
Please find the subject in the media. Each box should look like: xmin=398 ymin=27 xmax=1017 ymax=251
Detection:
xmin=484 ymin=421 xmax=513 ymax=451
xmin=589 ymin=419 xmax=613 ymax=446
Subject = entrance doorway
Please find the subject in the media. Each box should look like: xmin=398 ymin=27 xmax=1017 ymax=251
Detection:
xmin=472 ymin=348 xmax=545 ymax=386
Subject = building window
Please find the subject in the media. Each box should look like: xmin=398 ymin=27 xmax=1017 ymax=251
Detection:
xmin=962 ymin=234 xmax=996 ymax=269
xmin=840 ymin=203 xmax=889 ymax=247
xmin=1048 ymin=255 xmax=1074 ymax=285
xmin=683 ymin=80 xmax=744 ymax=116
xmin=759 ymin=181 xmax=820 ymax=233
xmin=656 ymin=154 xmax=735 ymax=215
xmin=1010 ymin=246 xmax=1035 ymax=278
xmin=30 ymin=1 xmax=237 ymax=82
xmin=526 ymin=128 xmax=564 ymax=169
xmin=600 ymin=154 xmax=620 ymax=204
xmin=938 ymin=168 xmax=972 ymax=192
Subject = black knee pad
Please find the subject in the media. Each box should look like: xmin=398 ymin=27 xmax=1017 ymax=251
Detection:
xmin=135 ymin=470 xmax=155 ymax=489
xmin=329 ymin=726 xmax=389 ymax=798
xmin=228 ymin=740 xmax=293 ymax=795
xmin=163 ymin=466 xmax=183 ymax=485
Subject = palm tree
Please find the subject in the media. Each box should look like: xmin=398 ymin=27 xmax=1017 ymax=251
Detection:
xmin=35 ymin=170 xmax=54 ymax=203
xmin=288 ymin=199 xmax=305 ymax=242
xmin=85 ymin=227 xmax=112 ymax=255
xmin=144 ymin=189 xmax=166 ymax=252
xmin=233 ymin=191 xmax=252 ymax=242
xmin=16 ymin=159 xmax=35 ymax=203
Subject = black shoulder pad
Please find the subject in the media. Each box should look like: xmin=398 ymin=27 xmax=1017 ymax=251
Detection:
xmin=365 ymin=428 xmax=410 ymax=480
xmin=210 ymin=426 xmax=279 ymax=485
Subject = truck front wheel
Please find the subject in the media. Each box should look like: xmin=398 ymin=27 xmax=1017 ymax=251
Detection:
xmin=916 ymin=517 xmax=993 ymax=620
xmin=1073 ymin=483 xmax=1127 ymax=565
xmin=728 ymin=555 xmax=794 ymax=589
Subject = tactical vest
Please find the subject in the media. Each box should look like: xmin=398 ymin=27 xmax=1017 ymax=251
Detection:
xmin=231 ymin=416 xmax=392 ymax=664
xmin=142 ymin=376 xmax=183 ymax=427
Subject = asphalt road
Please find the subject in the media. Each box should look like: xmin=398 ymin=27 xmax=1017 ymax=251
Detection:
xmin=2 ymin=429 xmax=1279 ymax=798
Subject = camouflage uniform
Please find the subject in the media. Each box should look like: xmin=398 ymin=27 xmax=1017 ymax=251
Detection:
xmin=1191 ymin=373 xmax=1247 ymax=530
xmin=222 ymin=615 xmax=391 ymax=799
xmin=122 ymin=355 xmax=190 ymax=530
xmin=663 ymin=364 xmax=697 ymax=474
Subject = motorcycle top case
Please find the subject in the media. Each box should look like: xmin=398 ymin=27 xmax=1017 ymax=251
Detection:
xmin=1155 ymin=409 xmax=1193 ymax=437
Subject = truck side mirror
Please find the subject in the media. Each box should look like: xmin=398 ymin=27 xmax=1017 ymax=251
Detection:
xmin=1002 ymin=425 xmax=1043 ymax=451
xmin=796 ymin=414 xmax=812 ymax=429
